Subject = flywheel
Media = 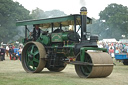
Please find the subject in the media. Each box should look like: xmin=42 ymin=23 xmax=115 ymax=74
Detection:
xmin=75 ymin=52 xmax=113 ymax=78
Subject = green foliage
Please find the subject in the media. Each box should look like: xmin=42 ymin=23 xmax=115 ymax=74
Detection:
xmin=99 ymin=3 xmax=128 ymax=40
xmin=0 ymin=0 xmax=31 ymax=43
xmin=87 ymin=18 xmax=108 ymax=40
xmin=88 ymin=3 xmax=128 ymax=40
xmin=0 ymin=1 xmax=66 ymax=44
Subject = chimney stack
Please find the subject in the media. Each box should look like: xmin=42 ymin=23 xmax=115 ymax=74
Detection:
xmin=80 ymin=7 xmax=87 ymax=41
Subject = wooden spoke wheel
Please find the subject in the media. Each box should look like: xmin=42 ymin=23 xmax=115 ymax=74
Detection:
xmin=75 ymin=52 xmax=113 ymax=78
xmin=22 ymin=41 xmax=46 ymax=73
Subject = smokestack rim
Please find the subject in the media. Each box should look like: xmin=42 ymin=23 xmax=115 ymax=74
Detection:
xmin=80 ymin=7 xmax=87 ymax=11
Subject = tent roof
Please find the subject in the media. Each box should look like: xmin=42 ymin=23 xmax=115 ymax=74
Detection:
xmin=102 ymin=38 xmax=117 ymax=42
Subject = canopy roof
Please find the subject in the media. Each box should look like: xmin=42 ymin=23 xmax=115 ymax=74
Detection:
xmin=16 ymin=14 xmax=92 ymax=28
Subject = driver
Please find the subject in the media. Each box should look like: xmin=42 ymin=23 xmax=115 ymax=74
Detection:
xmin=31 ymin=24 xmax=41 ymax=41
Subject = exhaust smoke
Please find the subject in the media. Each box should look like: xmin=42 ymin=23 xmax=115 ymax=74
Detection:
xmin=79 ymin=0 xmax=86 ymax=6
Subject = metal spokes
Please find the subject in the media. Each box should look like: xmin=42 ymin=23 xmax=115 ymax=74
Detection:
xmin=26 ymin=45 xmax=40 ymax=71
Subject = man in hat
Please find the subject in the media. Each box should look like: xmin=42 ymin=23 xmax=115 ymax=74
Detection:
xmin=32 ymin=24 xmax=41 ymax=41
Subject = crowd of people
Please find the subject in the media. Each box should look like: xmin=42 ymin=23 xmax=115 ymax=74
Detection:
xmin=0 ymin=44 xmax=23 ymax=61
xmin=98 ymin=42 xmax=128 ymax=58
xmin=1 ymin=40 xmax=128 ymax=61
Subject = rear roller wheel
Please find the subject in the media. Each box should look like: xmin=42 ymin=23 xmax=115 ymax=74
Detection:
xmin=75 ymin=52 xmax=113 ymax=78
xmin=22 ymin=41 xmax=46 ymax=73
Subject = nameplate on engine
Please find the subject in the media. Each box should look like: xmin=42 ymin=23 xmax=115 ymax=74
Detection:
xmin=51 ymin=33 xmax=63 ymax=42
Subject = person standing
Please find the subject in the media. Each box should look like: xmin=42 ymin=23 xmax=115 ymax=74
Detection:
xmin=0 ymin=46 xmax=5 ymax=60
xmin=18 ymin=47 xmax=22 ymax=61
xmin=115 ymin=47 xmax=120 ymax=54
xmin=5 ymin=45 xmax=9 ymax=57
xmin=9 ymin=47 xmax=15 ymax=60
xmin=12 ymin=45 xmax=15 ymax=49
xmin=124 ymin=44 xmax=128 ymax=55
xmin=32 ymin=24 xmax=41 ymax=41
xmin=105 ymin=43 xmax=109 ymax=53
xmin=109 ymin=43 xmax=115 ymax=58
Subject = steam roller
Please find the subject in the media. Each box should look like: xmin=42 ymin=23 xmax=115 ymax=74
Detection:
xmin=16 ymin=6 xmax=113 ymax=78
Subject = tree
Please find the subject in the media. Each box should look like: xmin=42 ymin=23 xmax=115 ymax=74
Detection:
xmin=45 ymin=10 xmax=66 ymax=18
xmin=99 ymin=3 xmax=128 ymax=40
xmin=30 ymin=7 xmax=47 ymax=19
xmin=30 ymin=8 xmax=66 ymax=19
xmin=87 ymin=18 xmax=109 ymax=40
xmin=0 ymin=0 xmax=31 ymax=43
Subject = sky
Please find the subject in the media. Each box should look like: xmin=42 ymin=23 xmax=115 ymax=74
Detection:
xmin=13 ymin=0 xmax=128 ymax=19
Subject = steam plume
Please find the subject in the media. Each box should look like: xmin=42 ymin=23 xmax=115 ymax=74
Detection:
xmin=79 ymin=0 xmax=86 ymax=6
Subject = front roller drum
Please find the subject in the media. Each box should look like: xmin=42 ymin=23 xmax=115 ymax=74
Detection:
xmin=22 ymin=41 xmax=46 ymax=73
xmin=75 ymin=52 xmax=113 ymax=78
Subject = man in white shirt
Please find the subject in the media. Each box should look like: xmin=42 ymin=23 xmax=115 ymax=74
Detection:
xmin=6 ymin=45 xmax=9 ymax=57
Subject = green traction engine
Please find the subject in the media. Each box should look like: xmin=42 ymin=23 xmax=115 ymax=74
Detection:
xmin=16 ymin=7 xmax=113 ymax=78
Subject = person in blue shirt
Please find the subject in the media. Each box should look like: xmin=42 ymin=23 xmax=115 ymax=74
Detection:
xmin=115 ymin=47 xmax=120 ymax=54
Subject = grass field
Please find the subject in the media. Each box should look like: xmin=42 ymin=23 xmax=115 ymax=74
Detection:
xmin=0 ymin=56 xmax=128 ymax=85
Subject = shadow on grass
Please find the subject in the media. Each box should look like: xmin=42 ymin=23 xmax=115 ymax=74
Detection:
xmin=40 ymin=71 xmax=64 ymax=74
